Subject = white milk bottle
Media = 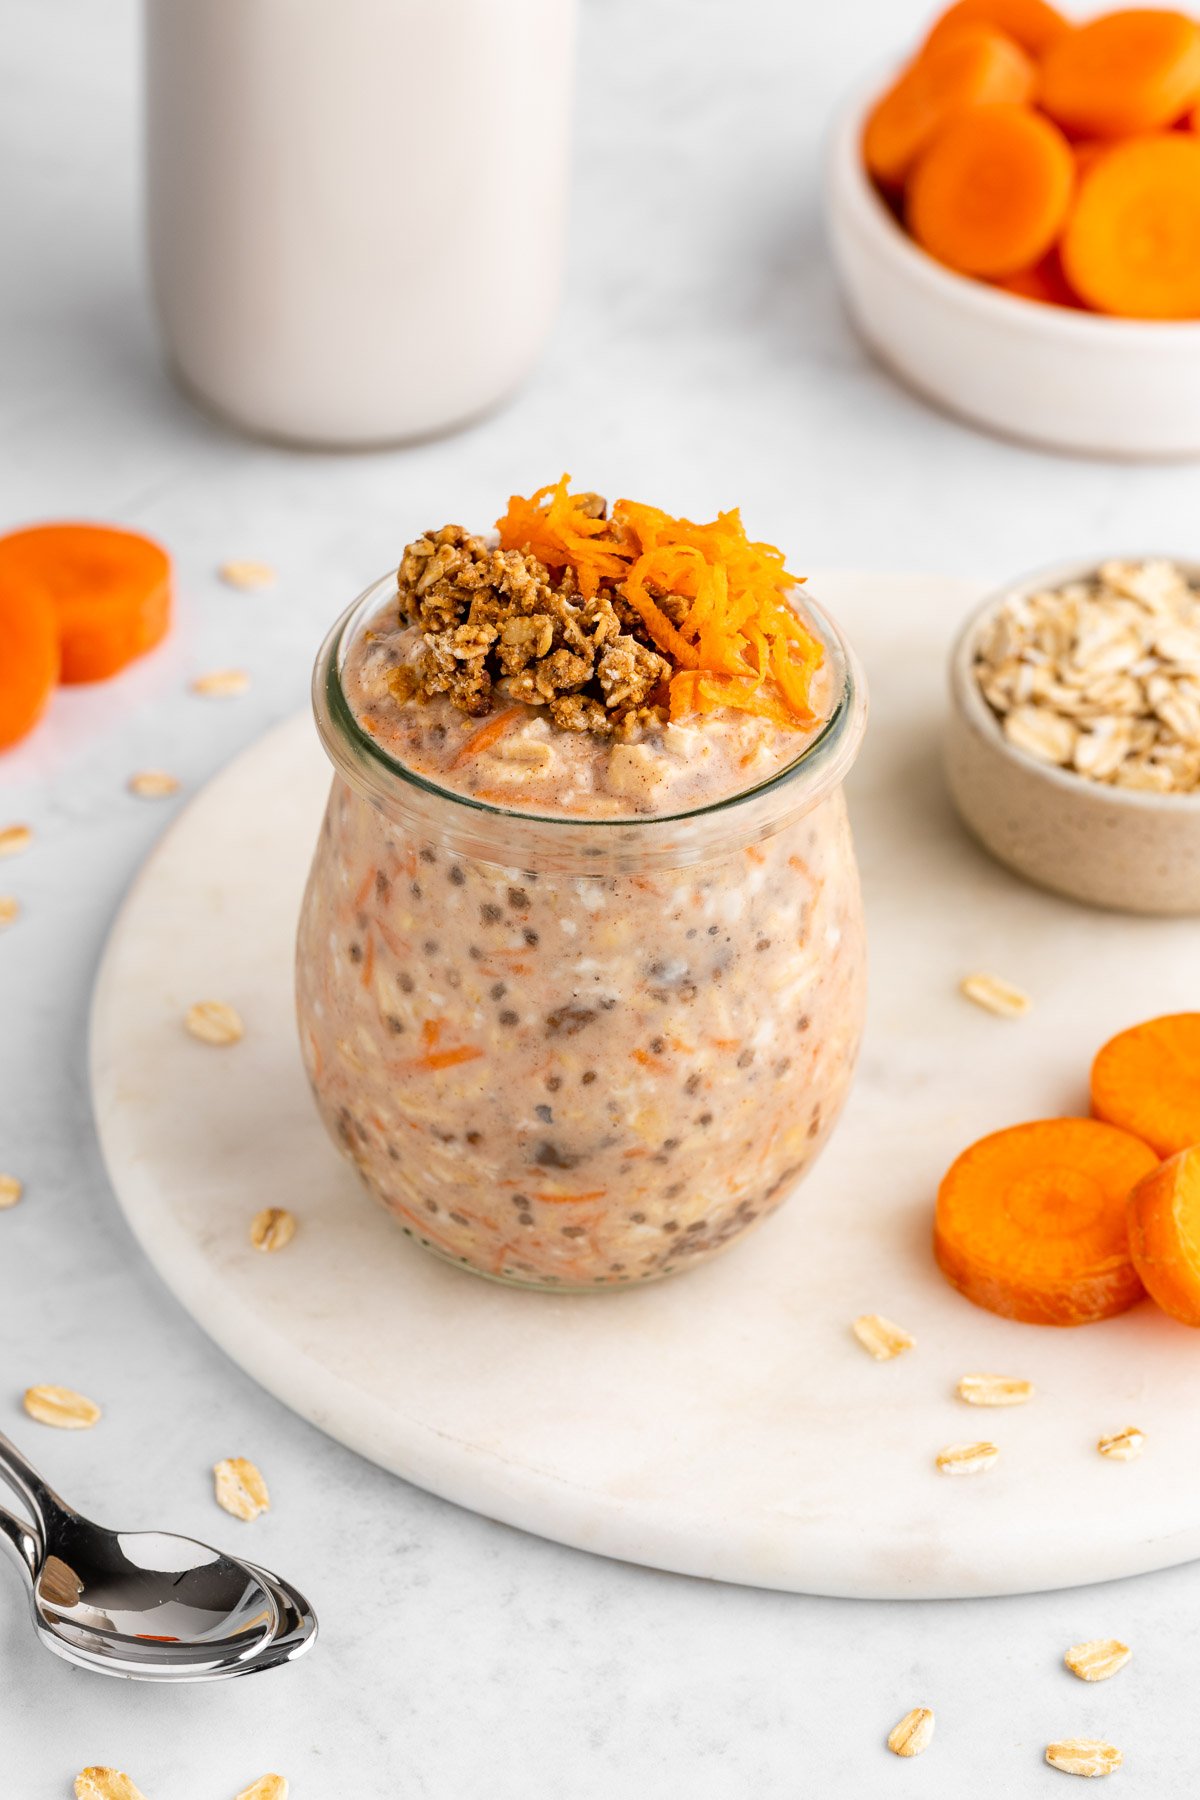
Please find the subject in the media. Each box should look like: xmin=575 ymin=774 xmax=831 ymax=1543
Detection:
xmin=145 ymin=0 xmax=575 ymax=446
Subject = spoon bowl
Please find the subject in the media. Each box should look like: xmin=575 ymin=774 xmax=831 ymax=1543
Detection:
xmin=0 ymin=1431 xmax=315 ymax=1681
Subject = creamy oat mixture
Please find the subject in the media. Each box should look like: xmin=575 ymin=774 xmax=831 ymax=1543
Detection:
xmin=296 ymin=488 xmax=866 ymax=1288
xmin=344 ymin=610 xmax=835 ymax=819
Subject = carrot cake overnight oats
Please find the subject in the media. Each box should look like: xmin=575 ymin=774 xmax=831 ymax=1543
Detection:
xmin=296 ymin=479 xmax=868 ymax=1289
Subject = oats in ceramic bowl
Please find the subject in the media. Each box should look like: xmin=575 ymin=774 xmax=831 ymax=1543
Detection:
xmin=946 ymin=557 xmax=1200 ymax=915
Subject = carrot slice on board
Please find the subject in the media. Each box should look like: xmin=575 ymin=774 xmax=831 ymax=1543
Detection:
xmin=925 ymin=0 xmax=1070 ymax=59
xmin=993 ymin=246 xmax=1083 ymax=305
xmin=1091 ymin=1013 xmax=1200 ymax=1158
xmin=907 ymin=103 xmax=1075 ymax=278
xmin=935 ymin=1118 xmax=1158 ymax=1325
xmin=1127 ymin=1146 xmax=1200 ymax=1327
xmin=1061 ymin=134 xmax=1200 ymax=318
xmin=1039 ymin=10 xmax=1200 ymax=138
xmin=863 ymin=24 xmax=1036 ymax=190
xmin=0 ymin=584 xmax=59 ymax=750
xmin=0 ymin=523 xmax=172 ymax=684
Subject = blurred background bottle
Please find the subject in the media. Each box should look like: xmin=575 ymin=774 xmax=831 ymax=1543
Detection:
xmin=145 ymin=0 xmax=575 ymax=447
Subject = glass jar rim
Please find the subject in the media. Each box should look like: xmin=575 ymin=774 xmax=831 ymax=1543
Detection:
xmin=312 ymin=573 xmax=868 ymax=869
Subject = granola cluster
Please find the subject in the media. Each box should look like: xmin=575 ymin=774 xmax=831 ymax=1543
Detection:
xmin=393 ymin=520 xmax=670 ymax=735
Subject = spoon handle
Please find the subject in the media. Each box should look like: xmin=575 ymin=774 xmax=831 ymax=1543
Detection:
xmin=0 ymin=1430 xmax=69 ymax=1534
xmin=0 ymin=1504 xmax=39 ymax=1584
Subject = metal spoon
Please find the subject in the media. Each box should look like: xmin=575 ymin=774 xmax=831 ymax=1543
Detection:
xmin=236 ymin=1560 xmax=319 ymax=1676
xmin=0 ymin=1430 xmax=314 ymax=1681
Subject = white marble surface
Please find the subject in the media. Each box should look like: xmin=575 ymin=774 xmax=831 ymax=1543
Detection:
xmin=90 ymin=593 xmax=1200 ymax=1605
xmin=4 ymin=0 xmax=1200 ymax=1792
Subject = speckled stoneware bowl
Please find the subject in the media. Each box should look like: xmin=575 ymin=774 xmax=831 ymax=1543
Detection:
xmin=946 ymin=558 xmax=1200 ymax=916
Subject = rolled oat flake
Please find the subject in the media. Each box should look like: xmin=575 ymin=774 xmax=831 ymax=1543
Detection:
xmin=887 ymin=1707 xmax=935 ymax=1758
xmin=1045 ymin=1739 xmax=1123 ymax=1777
xmin=75 ymin=1770 xmax=150 ymax=1800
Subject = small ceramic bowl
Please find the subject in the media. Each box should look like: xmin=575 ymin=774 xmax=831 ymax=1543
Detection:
xmin=824 ymin=79 xmax=1200 ymax=459
xmin=946 ymin=557 xmax=1200 ymax=916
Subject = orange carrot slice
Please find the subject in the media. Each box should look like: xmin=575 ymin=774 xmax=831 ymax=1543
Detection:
xmin=993 ymin=246 xmax=1083 ymax=305
xmin=1091 ymin=1013 xmax=1200 ymax=1157
xmin=935 ymin=1118 xmax=1158 ymax=1325
xmin=0 ymin=523 xmax=172 ymax=684
xmin=863 ymin=24 xmax=1036 ymax=190
xmin=0 ymin=584 xmax=59 ymax=750
xmin=1040 ymin=10 xmax=1200 ymax=138
xmin=1072 ymin=138 xmax=1115 ymax=178
xmin=907 ymin=103 xmax=1075 ymax=278
xmin=925 ymin=0 xmax=1070 ymax=59
xmin=1062 ymin=133 xmax=1200 ymax=318
xmin=1127 ymin=1145 xmax=1200 ymax=1327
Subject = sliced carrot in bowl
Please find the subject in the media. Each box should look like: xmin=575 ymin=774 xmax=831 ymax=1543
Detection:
xmin=0 ymin=584 xmax=59 ymax=750
xmin=907 ymin=103 xmax=1075 ymax=278
xmin=864 ymin=23 xmax=1036 ymax=189
xmin=1128 ymin=1146 xmax=1200 ymax=1327
xmin=0 ymin=523 xmax=172 ymax=684
xmin=925 ymin=0 xmax=1071 ymax=58
xmin=993 ymin=245 xmax=1083 ymax=304
xmin=1040 ymin=9 xmax=1200 ymax=138
xmin=1091 ymin=1013 xmax=1200 ymax=1157
xmin=935 ymin=1117 xmax=1158 ymax=1325
xmin=1062 ymin=133 xmax=1200 ymax=318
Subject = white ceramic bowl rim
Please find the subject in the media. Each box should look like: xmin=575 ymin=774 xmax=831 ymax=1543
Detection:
xmin=833 ymin=73 xmax=1200 ymax=346
xmin=952 ymin=554 xmax=1200 ymax=812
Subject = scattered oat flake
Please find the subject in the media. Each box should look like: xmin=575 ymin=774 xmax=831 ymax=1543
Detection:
xmin=191 ymin=667 xmax=250 ymax=697
xmin=235 ymin=1778 xmax=289 ymax=1800
xmin=128 ymin=770 xmax=180 ymax=799
xmin=936 ymin=1440 xmax=999 ymax=1475
xmin=852 ymin=1313 xmax=915 ymax=1361
xmin=75 ymin=1770 xmax=149 ymax=1800
xmin=887 ymin=1707 xmax=935 ymax=1758
xmin=0 ymin=896 xmax=19 ymax=929
xmin=24 ymin=1385 xmax=101 ymax=1429
xmin=0 ymin=1174 xmax=22 ymax=1209
xmin=219 ymin=559 xmax=277 ymax=591
xmin=214 ymin=1456 xmax=270 ymax=1522
xmin=1098 ymin=1427 xmax=1144 ymax=1462
xmin=185 ymin=1000 xmax=244 ymax=1046
xmin=1045 ymin=1739 xmax=1123 ymax=1777
xmin=957 ymin=1373 xmax=1034 ymax=1407
xmin=960 ymin=973 xmax=1032 ymax=1018
xmin=250 ymin=1207 xmax=296 ymax=1253
xmin=1065 ymin=1639 xmax=1132 ymax=1683
xmin=0 ymin=824 xmax=32 ymax=857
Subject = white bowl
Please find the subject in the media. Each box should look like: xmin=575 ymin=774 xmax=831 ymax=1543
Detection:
xmin=825 ymin=79 xmax=1200 ymax=459
xmin=945 ymin=556 xmax=1200 ymax=916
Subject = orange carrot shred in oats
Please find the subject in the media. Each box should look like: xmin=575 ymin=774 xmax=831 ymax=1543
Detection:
xmin=496 ymin=476 xmax=822 ymax=725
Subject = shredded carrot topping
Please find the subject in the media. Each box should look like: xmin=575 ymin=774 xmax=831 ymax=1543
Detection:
xmin=496 ymin=476 xmax=822 ymax=726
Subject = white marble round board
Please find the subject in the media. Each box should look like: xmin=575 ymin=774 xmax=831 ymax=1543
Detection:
xmin=90 ymin=570 xmax=1200 ymax=1601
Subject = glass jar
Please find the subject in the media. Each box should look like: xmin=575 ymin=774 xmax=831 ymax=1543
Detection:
xmin=296 ymin=576 xmax=868 ymax=1290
